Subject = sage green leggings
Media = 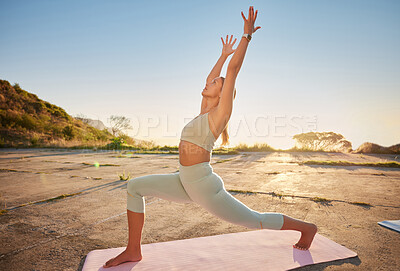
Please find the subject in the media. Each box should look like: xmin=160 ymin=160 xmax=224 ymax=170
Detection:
xmin=127 ymin=161 xmax=284 ymax=230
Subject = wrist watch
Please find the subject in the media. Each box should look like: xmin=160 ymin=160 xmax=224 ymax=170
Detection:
xmin=242 ymin=33 xmax=252 ymax=42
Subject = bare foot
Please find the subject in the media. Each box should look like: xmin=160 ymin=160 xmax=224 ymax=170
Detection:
xmin=103 ymin=249 xmax=142 ymax=268
xmin=293 ymin=223 xmax=318 ymax=250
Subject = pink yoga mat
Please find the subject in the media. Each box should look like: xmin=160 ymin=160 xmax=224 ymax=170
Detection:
xmin=82 ymin=230 xmax=357 ymax=271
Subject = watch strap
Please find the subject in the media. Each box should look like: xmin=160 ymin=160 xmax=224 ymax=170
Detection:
xmin=242 ymin=33 xmax=252 ymax=42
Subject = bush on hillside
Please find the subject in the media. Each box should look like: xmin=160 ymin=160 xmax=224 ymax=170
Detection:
xmin=62 ymin=125 xmax=76 ymax=140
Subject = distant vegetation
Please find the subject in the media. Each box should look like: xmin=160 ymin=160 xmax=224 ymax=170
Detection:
xmin=293 ymin=132 xmax=352 ymax=153
xmin=1 ymin=79 xmax=398 ymax=154
xmin=234 ymin=142 xmax=276 ymax=152
xmin=0 ymin=80 xmax=112 ymax=148
xmin=108 ymin=115 xmax=132 ymax=136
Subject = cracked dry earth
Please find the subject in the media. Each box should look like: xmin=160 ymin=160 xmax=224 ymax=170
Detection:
xmin=0 ymin=148 xmax=399 ymax=270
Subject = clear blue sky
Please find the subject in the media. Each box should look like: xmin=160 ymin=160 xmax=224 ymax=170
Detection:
xmin=1 ymin=0 xmax=399 ymax=149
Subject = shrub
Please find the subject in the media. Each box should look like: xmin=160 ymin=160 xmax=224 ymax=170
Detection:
xmin=62 ymin=125 xmax=76 ymax=140
xmin=107 ymin=137 xmax=125 ymax=149
xmin=86 ymin=126 xmax=111 ymax=141
xmin=33 ymin=101 xmax=45 ymax=112
xmin=118 ymin=133 xmax=135 ymax=145
xmin=51 ymin=125 xmax=64 ymax=138
xmin=30 ymin=134 xmax=41 ymax=146
xmin=20 ymin=114 xmax=36 ymax=130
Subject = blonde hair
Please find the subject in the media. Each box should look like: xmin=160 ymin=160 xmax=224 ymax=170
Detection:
xmin=219 ymin=77 xmax=236 ymax=147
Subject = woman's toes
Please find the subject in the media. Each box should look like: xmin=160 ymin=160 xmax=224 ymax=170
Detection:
xmin=103 ymin=258 xmax=115 ymax=268
xmin=293 ymin=244 xmax=308 ymax=250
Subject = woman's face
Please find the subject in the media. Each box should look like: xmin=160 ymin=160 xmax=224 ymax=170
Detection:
xmin=202 ymin=77 xmax=222 ymax=98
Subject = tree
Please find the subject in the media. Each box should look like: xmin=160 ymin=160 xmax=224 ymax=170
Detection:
xmin=108 ymin=115 xmax=132 ymax=136
xmin=292 ymin=131 xmax=352 ymax=152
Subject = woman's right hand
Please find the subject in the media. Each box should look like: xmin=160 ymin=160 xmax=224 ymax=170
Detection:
xmin=241 ymin=6 xmax=261 ymax=35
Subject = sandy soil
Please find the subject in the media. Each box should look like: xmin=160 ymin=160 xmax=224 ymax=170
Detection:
xmin=0 ymin=148 xmax=399 ymax=270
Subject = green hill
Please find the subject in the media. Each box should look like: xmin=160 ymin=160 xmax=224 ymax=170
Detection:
xmin=0 ymin=79 xmax=112 ymax=148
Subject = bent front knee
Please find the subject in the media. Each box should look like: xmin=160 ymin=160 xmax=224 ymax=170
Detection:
xmin=127 ymin=177 xmax=142 ymax=198
xmin=127 ymin=178 xmax=145 ymax=213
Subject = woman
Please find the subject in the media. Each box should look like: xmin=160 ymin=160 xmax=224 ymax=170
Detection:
xmin=104 ymin=6 xmax=317 ymax=268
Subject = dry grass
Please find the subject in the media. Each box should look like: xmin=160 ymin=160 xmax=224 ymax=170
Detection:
xmin=300 ymin=160 xmax=400 ymax=168
xmin=310 ymin=196 xmax=331 ymax=202
xmin=118 ymin=171 xmax=132 ymax=181
xmin=0 ymin=192 xmax=83 ymax=216
xmin=350 ymin=201 xmax=372 ymax=207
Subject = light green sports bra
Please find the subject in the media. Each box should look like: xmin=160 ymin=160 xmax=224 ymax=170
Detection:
xmin=180 ymin=112 xmax=217 ymax=152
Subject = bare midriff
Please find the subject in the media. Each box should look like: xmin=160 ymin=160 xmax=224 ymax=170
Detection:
xmin=179 ymin=140 xmax=211 ymax=166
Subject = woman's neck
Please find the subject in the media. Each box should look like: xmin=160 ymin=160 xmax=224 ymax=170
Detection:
xmin=201 ymin=96 xmax=219 ymax=114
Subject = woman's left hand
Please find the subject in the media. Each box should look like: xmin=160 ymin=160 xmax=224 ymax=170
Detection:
xmin=221 ymin=35 xmax=237 ymax=56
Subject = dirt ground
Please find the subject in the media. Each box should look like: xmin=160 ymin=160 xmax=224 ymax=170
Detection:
xmin=0 ymin=148 xmax=399 ymax=270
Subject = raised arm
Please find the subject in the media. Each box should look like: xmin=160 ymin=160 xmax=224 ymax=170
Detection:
xmin=206 ymin=54 xmax=227 ymax=84
xmin=205 ymin=35 xmax=237 ymax=85
xmin=215 ymin=6 xmax=260 ymax=123
xmin=228 ymin=6 xmax=260 ymax=72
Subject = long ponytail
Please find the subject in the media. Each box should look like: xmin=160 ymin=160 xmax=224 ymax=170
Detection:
xmin=221 ymin=123 xmax=230 ymax=146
